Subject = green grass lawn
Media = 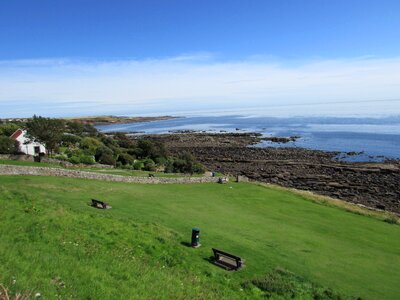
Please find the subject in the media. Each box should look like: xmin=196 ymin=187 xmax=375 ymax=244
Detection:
xmin=82 ymin=167 xmax=204 ymax=178
xmin=0 ymin=159 xmax=63 ymax=168
xmin=0 ymin=160 xmax=199 ymax=178
xmin=0 ymin=176 xmax=399 ymax=299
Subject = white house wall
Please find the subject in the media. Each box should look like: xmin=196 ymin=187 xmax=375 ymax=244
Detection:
xmin=18 ymin=141 xmax=46 ymax=156
xmin=12 ymin=130 xmax=46 ymax=155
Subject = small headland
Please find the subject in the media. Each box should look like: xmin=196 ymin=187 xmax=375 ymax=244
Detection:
xmin=65 ymin=115 xmax=179 ymax=126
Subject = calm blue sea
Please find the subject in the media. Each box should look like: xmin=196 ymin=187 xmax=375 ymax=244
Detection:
xmin=96 ymin=115 xmax=400 ymax=162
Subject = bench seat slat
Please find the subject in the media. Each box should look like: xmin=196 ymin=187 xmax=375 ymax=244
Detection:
xmin=212 ymin=248 xmax=243 ymax=271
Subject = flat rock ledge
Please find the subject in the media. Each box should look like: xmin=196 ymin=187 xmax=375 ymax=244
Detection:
xmin=0 ymin=165 xmax=221 ymax=184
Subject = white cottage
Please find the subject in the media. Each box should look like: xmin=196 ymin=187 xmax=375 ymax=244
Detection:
xmin=10 ymin=129 xmax=46 ymax=156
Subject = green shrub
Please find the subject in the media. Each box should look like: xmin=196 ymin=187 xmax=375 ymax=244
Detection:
xmin=117 ymin=153 xmax=135 ymax=165
xmin=101 ymin=136 xmax=119 ymax=148
xmin=61 ymin=134 xmax=81 ymax=147
xmin=66 ymin=121 xmax=85 ymax=135
xmin=65 ymin=147 xmax=83 ymax=158
xmin=99 ymin=153 xmax=116 ymax=166
xmin=114 ymin=132 xmax=133 ymax=148
xmin=0 ymin=123 xmax=20 ymax=136
xmin=53 ymin=154 xmax=68 ymax=161
xmin=83 ymin=123 xmax=99 ymax=136
xmin=164 ymin=153 xmax=205 ymax=174
xmin=0 ymin=136 xmax=19 ymax=154
xmin=80 ymin=137 xmax=102 ymax=155
xmin=154 ymin=156 xmax=167 ymax=165
xmin=79 ymin=155 xmax=95 ymax=165
xmin=69 ymin=156 xmax=81 ymax=164
xmin=132 ymin=161 xmax=144 ymax=170
xmin=95 ymin=145 xmax=114 ymax=162
xmin=136 ymin=139 xmax=167 ymax=160
xmin=143 ymin=158 xmax=156 ymax=171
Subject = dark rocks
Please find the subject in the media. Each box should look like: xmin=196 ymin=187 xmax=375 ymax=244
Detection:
xmin=262 ymin=136 xmax=299 ymax=143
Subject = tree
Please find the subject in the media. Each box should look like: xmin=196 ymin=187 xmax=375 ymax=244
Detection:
xmin=165 ymin=152 xmax=205 ymax=174
xmin=117 ymin=152 xmax=134 ymax=165
xmin=136 ymin=139 xmax=167 ymax=160
xmin=80 ymin=137 xmax=102 ymax=155
xmin=98 ymin=153 xmax=116 ymax=166
xmin=25 ymin=115 xmax=65 ymax=156
xmin=61 ymin=134 xmax=81 ymax=147
xmin=142 ymin=158 xmax=156 ymax=171
xmin=83 ymin=124 xmax=98 ymax=136
xmin=0 ymin=136 xmax=19 ymax=154
xmin=66 ymin=121 xmax=85 ymax=135
xmin=94 ymin=145 xmax=114 ymax=162
xmin=0 ymin=123 xmax=20 ymax=137
xmin=114 ymin=132 xmax=133 ymax=148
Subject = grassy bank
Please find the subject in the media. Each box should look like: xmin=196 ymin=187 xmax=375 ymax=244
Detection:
xmin=0 ymin=160 xmax=199 ymax=178
xmin=0 ymin=176 xmax=399 ymax=299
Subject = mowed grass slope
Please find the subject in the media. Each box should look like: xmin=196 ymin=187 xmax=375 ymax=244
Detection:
xmin=0 ymin=176 xmax=399 ymax=299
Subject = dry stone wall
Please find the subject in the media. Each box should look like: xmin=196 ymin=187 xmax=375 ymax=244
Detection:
xmin=0 ymin=164 xmax=222 ymax=184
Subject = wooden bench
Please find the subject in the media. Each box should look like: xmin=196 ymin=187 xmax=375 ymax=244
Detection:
xmin=212 ymin=248 xmax=244 ymax=271
xmin=91 ymin=199 xmax=110 ymax=209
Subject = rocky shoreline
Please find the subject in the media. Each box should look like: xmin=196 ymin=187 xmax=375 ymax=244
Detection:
xmin=138 ymin=133 xmax=400 ymax=214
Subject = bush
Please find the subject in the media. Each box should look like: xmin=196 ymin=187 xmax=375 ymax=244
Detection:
xmin=117 ymin=153 xmax=135 ymax=165
xmin=54 ymin=154 xmax=68 ymax=161
xmin=99 ymin=153 xmax=116 ymax=166
xmin=114 ymin=132 xmax=133 ymax=148
xmin=0 ymin=123 xmax=20 ymax=136
xmin=101 ymin=136 xmax=119 ymax=148
xmin=66 ymin=121 xmax=85 ymax=135
xmin=136 ymin=139 xmax=167 ymax=160
xmin=83 ymin=124 xmax=99 ymax=136
xmin=143 ymin=158 xmax=156 ymax=171
xmin=132 ymin=160 xmax=144 ymax=170
xmin=69 ymin=156 xmax=81 ymax=164
xmin=164 ymin=153 xmax=205 ymax=174
xmin=61 ymin=134 xmax=82 ymax=147
xmin=95 ymin=145 xmax=114 ymax=162
xmin=65 ymin=147 xmax=83 ymax=158
xmin=80 ymin=137 xmax=102 ymax=155
xmin=0 ymin=136 xmax=19 ymax=154
xmin=154 ymin=156 xmax=167 ymax=165
xmin=79 ymin=155 xmax=95 ymax=165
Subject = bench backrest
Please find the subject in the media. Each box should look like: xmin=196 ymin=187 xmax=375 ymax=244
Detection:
xmin=92 ymin=199 xmax=104 ymax=205
xmin=212 ymin=248 xmax=242 ymax=269
xmin=91 ymin=199 xmax=108 ymax=209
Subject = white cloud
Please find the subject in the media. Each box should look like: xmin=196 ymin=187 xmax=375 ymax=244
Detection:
xmin=0 ymin=55 xmax=400 ymax=117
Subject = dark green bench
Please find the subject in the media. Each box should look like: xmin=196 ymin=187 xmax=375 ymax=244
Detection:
xmin=91 ymin=199 xmax=109 ymax=209
xmin=212 ymin=248 xmax=244 ymax=271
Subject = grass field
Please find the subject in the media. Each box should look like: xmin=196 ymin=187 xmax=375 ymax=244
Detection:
xmin=0 ymin=159 xmax=63 ymax=168
xmin=0 ymin=159 xmax=199 ymax=178
xmin=0 ymin=175 xmax=399 ymax=299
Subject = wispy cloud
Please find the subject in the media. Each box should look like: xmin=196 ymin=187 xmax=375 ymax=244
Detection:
xmin=0 ymin=55 xmax=400 ymax=117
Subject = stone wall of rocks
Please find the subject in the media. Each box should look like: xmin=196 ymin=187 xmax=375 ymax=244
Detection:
xmin=0 ymin=164 xmax=222 ymax=184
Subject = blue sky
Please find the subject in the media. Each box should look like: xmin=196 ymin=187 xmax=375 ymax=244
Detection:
xmin=1 ymin=0 xmax=400 ymax=117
